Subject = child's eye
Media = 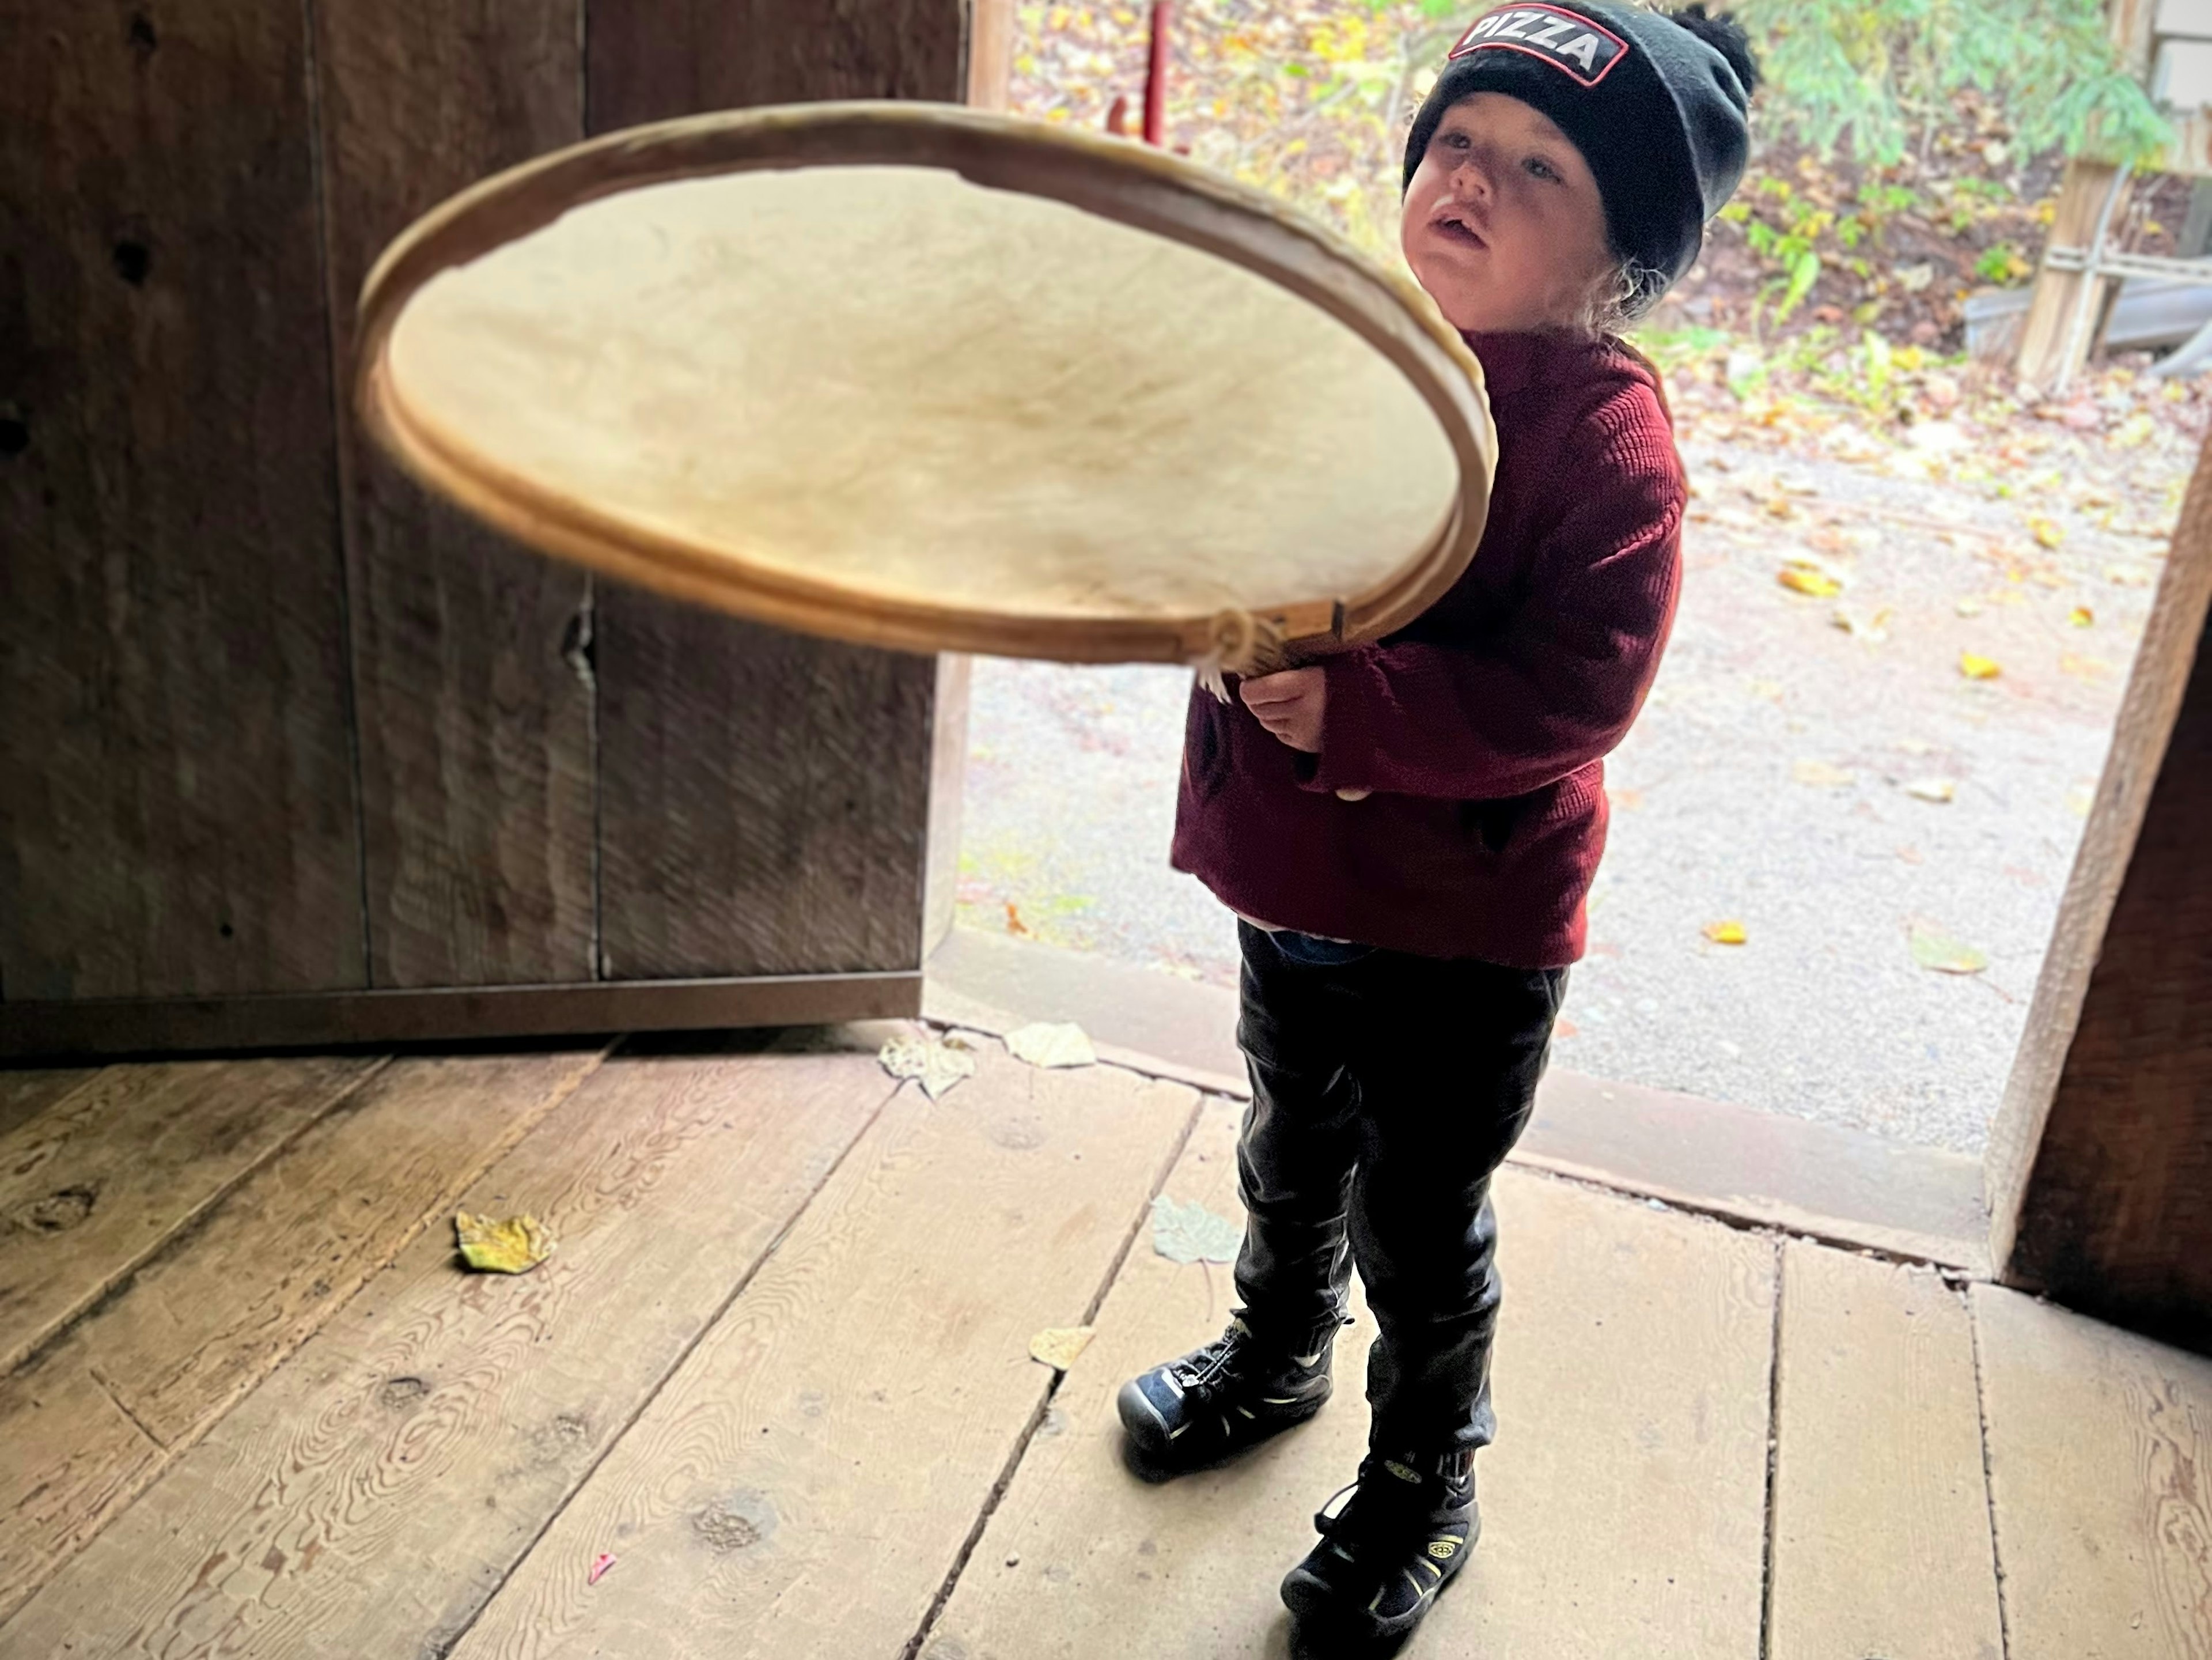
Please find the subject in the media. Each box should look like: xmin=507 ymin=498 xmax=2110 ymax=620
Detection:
xmin=1524 ymin=157 xmax=1562 ymax=183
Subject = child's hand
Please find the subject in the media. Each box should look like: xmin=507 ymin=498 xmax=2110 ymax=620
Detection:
xmin=1240 ymin=668 xmax=1327 ymax=753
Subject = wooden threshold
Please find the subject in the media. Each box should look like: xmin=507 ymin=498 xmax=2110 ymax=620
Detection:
xmin=0 ymin=970 xmax=921 ymax=1060
xmin=926 ymin=927 xmax=1990 ymax=1273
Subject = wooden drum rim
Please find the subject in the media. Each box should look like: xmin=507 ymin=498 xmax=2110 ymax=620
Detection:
xmin=355 ymin=101 xmax=1496 ymax=665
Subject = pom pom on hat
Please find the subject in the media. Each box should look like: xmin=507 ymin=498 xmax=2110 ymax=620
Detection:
xmin=1665 ymin=5 xmax=1761 ymax=96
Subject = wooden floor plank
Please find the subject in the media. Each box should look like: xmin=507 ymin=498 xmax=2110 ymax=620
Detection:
xmin=444 ymin=1043 xmax=1198 ymax=1660
xmin=0 ymin=1048 xmax=602 ymax=1623
xmin=1768 ymin=1244 xmax=2002 ymax=1660
xmin=926 ymin=1153 xmax=1778 ymax=1659
xmin=0 ymin=1068 xmax=100 ymax=1141
xmin=0 ymin=1057 xmax=381 ymax=1375
xmin=1 ymin=1033 xmax=896 ymax=1659
xmin=921 ymin=1095 xmax=1363 ymax=1660
xmin=1975 ymin=1283 xmax=2212 ymax=1658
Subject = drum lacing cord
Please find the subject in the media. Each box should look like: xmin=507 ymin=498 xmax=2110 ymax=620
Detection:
xmin=1194 ymin=608 xmax=1287 ymax=703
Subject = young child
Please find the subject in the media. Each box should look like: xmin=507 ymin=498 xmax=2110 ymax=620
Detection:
xmin=1116 ymin=2 xmax=1758 ymax=1643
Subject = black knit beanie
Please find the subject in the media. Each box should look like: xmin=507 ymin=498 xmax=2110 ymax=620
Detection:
xmin=1403 ymin=2 xmax=1759 ymax=316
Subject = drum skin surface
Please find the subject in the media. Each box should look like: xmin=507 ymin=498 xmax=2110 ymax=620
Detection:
xmin=357 ymin=102 xmax=1495 ymax=668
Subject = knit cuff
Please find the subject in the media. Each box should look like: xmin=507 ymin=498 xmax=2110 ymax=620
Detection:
xmin=1301 ymin=649 xmax=1381 ymax=796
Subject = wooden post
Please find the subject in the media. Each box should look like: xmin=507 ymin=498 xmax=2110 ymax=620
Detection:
xmin=1986 ymin=425 xmax=2212 ymax=1352
xmin=2014 ymin=159 xmax=2135 ymax=391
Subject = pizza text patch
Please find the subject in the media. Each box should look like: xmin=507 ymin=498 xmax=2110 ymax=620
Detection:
xmin=1448 ymin=5 xmax=1631 ymax=88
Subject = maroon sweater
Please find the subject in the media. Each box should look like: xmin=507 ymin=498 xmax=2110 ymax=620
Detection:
xmin=1171 ymin=329 xmax=1685 ymax=970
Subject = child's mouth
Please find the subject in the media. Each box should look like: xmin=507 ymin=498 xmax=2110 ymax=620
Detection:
xmin=1430 ymin=211 xmax=1486 ymax=250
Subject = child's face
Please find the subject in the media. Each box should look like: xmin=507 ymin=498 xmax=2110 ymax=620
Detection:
xmin=1400 ymin=92 xmax=1616 ymax=335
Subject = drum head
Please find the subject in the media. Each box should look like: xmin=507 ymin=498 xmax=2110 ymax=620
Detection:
xmin=357 ymin=103 xmax=1495 ymax=668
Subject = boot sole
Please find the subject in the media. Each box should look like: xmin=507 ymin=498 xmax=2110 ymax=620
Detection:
xmin=1115 ymin=1378 xmax=1329 ymax=1474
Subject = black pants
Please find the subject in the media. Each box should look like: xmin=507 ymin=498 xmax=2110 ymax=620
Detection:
xmin=1231 ymin=922 xmax=1567 ymax=1456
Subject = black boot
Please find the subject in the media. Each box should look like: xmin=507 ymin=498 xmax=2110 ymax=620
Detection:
xmin=1280 ymin=1447 xmax=1478 ymax=1643
xmin=1116 ymin=1313 xmax=1340 ymax=1474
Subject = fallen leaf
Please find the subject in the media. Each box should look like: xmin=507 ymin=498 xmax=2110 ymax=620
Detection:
xmin=2029 ymin=516 xmax=2065 ymax=549
xmin=1150 ymin=1194 xmax=1244 ymax=1264
xmin=1005 ymin=1021 xmax=1097 ymax=1069
xmin=880 ymin=1033 xmax=977 ymax=1100
xmin=1910 ymin=925 xmax=1988 ymax=975
xmin=1959 ymin=652 xmax=2002 ymax=680
xmin=1778 ymin=566 xmax=1843 ymax=598
xmin=1004 ymin=901 xmax=1032 ymax=937
xmin=1904 ymin=777 xmax=1958 ymax=803
xmin=1791 ymin=759 xmax=1855 ymax=788
xmin=1029 ymin=1325 xmax=1097 ymax=1370
xmin=2066 ymin=784 xmax=2096 ymax=817
xmin=588 ymin=1554 xmax=617 ymax=1586
xmin=1831 ymin=604 xmax=1892 ymax=642
xmin=2105 ymin=563 xmax=2152 ymax=587
xmin=2069 ymin=606 xmax=2095 ymax=627
xmin=1703 ymin=920 xmax=1749 ymax=945
xmin=1955 ymin=597 xmax=1984 ymax=617
xmin=454 ymin=1212 xmax=555 ymax=1275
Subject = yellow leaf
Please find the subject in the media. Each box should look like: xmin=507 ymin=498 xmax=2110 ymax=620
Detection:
xmin=1792 ymin=759 xmax=1855 ymax=788
xmin=1904 ymin=777 xmax=1957 ymax=803
xmin=1029 ymin=1325 xmax=1097 ymax=1371
xmin=2068 ymin=606 xmax=2095 ymax=627
xmin=2029 ymin=517 xmax=2064 ymax=549
xmin=1959 ymin=653 xmax=2002 ymax=680
xmin=1910 ymin=924 xmax=1987 ymax=975
xmin=1703 ymin=920 xmax=1748 ymax=945
xmin=1955 ymin=597 xmax=1984 ymax=617
xmin=454 ymin=1212 xmax=555 ymax=1275
xmin=1778 ymin=568 xmax=1842 ymax=598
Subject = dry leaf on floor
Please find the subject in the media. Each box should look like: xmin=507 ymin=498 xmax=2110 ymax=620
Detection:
xmin=1029 ymin=1325 xmax=1097 ymax=1371
xmin=2069 ymin=606 xmax=2095 ymax=627
xmin=1959 ymin=652 xmax=2002 ymax=680
xmin=1791 ymin=759 xmax=1855 ymax=788
xmin=454 ymin=1212 xmax=555 ymax=1275
xmin=1778 ymin=566 xmax=1843 ymax=598
xmin=1956 ymin=596 xmax=1984 ymax=617
xmin=1004 ymin=901 xmax=1032 ymax=937
xmin=1005 ymin=1021 xmax=1097 ymax=1069
xmin=1910 ymin=925 xmax=1988 ymax=975
xmin=1151 ymin=1194 xmax=1244 ymax=1265
xmin=1904 ymin=777 xmax=1958 ymax=803
xmin=880 ymin=1033 xmax=977 ymax=1101
xmin=2029 ymin=516 xmax=2065 ymax=549
xmin=588 ymin=1554 xmax=616 ymax=1586
xmin=2105 ymin=564 xmax=2152 ymax=587
xmin=1831 ymin=605 xmax=1891 ymax=643
xmin=1703 ymin=920 xmax=1749 ymax=945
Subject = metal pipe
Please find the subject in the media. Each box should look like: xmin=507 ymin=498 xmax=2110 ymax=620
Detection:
xmin=1143 ymin=2 xmax=1171 ymax=146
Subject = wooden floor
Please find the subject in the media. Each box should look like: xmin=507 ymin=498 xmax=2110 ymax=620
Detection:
xmin=3 ymin=1030 xmax=2209 ymax=1658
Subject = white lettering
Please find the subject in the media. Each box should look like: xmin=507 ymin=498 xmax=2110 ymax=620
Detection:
xmin=1496 ymin=11 xmax=1539 ymax=38
xmin=1468 ymin=12 xmax=1508 ymax=37
xmin=1531 ymin=17 xmax=1575 ymax=46
xmin=1557 ymin=31 xmax=1601 ymax=70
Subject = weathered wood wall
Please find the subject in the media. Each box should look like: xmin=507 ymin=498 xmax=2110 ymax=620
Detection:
xmin=2 ymin=0 xmax=365 ymax=1000
xmin=1989 ymin=422 xmax=2212 ymax=1351
xmin=1 ymin=0 xmax=993 ymax=1035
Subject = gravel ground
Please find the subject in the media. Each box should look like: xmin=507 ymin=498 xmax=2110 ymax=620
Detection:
xmin=957 ymin=433 xmax=2174 ymax=1156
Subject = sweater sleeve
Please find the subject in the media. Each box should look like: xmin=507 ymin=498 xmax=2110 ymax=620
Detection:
xmin=1304 ymin=381 xmax=1683 ymax=803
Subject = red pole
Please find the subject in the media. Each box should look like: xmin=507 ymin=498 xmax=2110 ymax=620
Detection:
xmin=1142 ymin=1 xmax=1171 ymax=146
